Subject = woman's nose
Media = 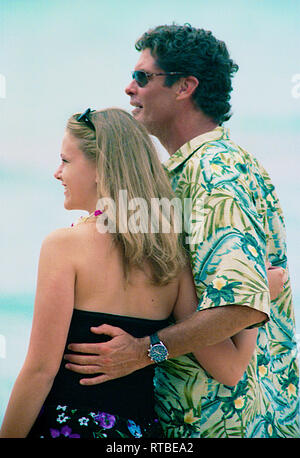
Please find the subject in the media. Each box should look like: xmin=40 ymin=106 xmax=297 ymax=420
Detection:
xmin=54 ymin=164 xmax=62 ymax=180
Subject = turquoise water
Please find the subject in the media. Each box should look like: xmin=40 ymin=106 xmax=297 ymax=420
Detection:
xmin=0 ymin=294 xmax=34 ymax=424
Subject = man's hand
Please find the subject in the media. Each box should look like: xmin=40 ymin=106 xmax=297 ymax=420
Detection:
xmin=64 ymin=324 xmax=151 ymax=385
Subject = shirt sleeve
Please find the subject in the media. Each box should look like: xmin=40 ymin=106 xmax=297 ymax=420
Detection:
xmin=185 ymin=183 xmax=271 ymax=322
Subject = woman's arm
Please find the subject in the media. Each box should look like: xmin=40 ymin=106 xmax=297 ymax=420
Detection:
xmin=0 ymin=229 xmax=76 ymax=438
xmin=190 ymin=328 xmax=258 ymax=386
xmin=173 ymin=264 xmax=283 ymax=386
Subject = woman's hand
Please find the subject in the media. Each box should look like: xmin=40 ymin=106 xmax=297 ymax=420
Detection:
xmin=266 ymin=263 xmax=288 ymax=301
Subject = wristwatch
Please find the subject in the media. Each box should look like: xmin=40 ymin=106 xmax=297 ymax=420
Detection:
xmin=148 ymin=332 xmax=169 ymax=363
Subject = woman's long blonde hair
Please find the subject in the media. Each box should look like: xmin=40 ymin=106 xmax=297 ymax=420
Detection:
xmin=66 ymin=108 xmax=187 ymax=285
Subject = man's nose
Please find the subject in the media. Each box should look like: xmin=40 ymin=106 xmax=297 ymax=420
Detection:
xmin=125 ymin=79 xmax=137 ymax=96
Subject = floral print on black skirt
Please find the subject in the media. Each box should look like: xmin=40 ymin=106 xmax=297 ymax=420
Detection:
xmin=27 ymin=404 xmax=163 ymax=438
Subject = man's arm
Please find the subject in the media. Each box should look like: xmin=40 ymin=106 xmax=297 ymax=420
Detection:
xmin=64 ymin=304 xmax=266 ymax=385
xmin=163 ymin=305 xmax=266 ymax=356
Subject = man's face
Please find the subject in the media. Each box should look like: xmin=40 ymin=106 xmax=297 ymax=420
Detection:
xmin=125 ymin=48 xmax=178 ymax=136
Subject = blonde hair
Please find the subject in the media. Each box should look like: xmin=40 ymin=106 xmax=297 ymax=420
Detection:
xmin=66 ymin=108 xmax=187 ymax=285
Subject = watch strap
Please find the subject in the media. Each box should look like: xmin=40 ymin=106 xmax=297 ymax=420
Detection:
xmin=150 ymin=332 xmax=161 ymax=346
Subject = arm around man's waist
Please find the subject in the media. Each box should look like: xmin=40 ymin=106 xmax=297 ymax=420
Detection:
xmin=64 ymin=304 xmax=267 ymax=385
xmin=155 ymin=304 xmax=267 ymax=359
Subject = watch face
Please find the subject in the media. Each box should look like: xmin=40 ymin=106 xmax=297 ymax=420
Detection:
xmin=149 ymin=344 xmax=168 ymax=363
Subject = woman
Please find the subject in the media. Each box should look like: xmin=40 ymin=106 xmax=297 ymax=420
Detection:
xmin=0 ymin=108 xmax=284 ymax=438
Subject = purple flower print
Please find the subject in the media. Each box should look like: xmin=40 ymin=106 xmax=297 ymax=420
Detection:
xmin=50 ymin=425 xmax=80 ymax=438
xmin=50 ymin=428 xmax=60 ymax=438
xmin=94 ymin=412 xmax=116 ymax=429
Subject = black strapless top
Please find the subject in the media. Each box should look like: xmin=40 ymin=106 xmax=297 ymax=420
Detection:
xmin=45 ymin=309 xmax=170 ymax=422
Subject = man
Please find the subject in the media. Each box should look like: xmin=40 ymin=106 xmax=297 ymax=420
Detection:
xmin=65 ymin=24 xmax=299 ymax=437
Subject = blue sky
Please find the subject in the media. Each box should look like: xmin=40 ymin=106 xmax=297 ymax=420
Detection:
xmin=0 ymin=0 xmax=299 ymax=300
xmin=0 ymin=0 xmax=299 ymax=170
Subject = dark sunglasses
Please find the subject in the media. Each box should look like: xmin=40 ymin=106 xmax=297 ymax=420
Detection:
xmin=77 ymin=108 xmax=96 ymax=131
xmin=131 ymin=70 xmax=184 ymax=88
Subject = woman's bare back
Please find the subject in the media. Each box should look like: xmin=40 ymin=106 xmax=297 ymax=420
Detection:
xmin=71 ymin=221 xmax=180 ymax=320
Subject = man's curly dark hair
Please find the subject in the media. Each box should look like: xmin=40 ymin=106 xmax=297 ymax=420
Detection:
xmin=135 ymin=24 xmax=239 ymax=125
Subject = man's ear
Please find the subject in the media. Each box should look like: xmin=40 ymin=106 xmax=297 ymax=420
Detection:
xmin=175 ymin=76 xmax=199 ymax=100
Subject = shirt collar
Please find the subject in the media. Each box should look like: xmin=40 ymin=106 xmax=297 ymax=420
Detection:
xmin=163 ymin=126 xmax=230 ymax=172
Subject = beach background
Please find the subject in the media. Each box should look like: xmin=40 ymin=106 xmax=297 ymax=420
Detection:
xmin=0 ymin=0 xmax=300 ymax=426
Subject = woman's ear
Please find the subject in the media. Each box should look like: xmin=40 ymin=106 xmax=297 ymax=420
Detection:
xmin=175 ymin=76 xmax=199 ymax=100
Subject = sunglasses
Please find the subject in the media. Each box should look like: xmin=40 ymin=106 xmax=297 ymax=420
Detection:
xmin=77 ymin=108 xmax=96 ymax=131
xmin=131 ymin=70 xmax=184 ymax=88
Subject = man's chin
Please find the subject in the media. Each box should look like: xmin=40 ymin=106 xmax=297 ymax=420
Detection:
xmin=132 ymin=111 xmax=150 ymax=130
xmin=131 ymin=111 xmax=157 ymax=136
xmin=132 ymin=107 xmax=143 ymax=118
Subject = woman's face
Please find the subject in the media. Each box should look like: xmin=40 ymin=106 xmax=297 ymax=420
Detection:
xmin=54 ymin=131 xmax=98 ymax=213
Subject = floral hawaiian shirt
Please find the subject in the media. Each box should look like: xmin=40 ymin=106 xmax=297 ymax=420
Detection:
xmin=154 ymin=126 xmax=300 ymax=438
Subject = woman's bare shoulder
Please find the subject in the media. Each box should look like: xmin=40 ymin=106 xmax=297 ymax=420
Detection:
xmin=39 ymin=227 xmax=83 ymax=261
xmin=42 ymin=226 xmax=75 ymax=246
xmin=42 ymin=221 xmax=102 ymax=242
xmin=46 ymin=222 xmax=113 ymax=257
